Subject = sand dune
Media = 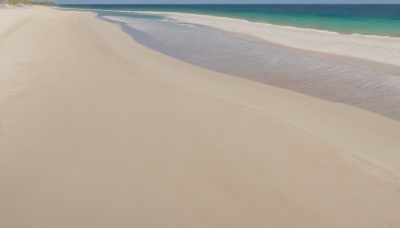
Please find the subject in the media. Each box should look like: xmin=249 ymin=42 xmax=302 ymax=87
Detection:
xmin=1 ymin=7 xmax=400 ymax=228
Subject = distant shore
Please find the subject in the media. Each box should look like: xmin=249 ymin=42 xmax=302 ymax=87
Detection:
xmin=1 ymin=7 xmax=400 ymax=228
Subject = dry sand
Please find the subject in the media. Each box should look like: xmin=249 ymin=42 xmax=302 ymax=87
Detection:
xmin=1 ymin=7 xmax=400 ymax=228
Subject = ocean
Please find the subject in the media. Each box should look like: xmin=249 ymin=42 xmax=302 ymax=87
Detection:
xmin=61 ymin=4 xmax=400 ymax=37
xmin=59 ymin=4 xmax=400 ymax=121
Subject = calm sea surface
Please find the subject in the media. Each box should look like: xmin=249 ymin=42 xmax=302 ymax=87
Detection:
xmin=62 ymin=4 xmax=400 ymax=37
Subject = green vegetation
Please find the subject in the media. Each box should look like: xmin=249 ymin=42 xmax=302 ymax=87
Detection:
xmin=7 ymin=0 xmax=55 ymax=6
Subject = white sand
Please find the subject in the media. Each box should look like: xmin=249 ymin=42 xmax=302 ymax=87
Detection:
xmin=1 ymin=7 xmax=400 ymax=228
xmin=143 ymin=11 xmax=400 ymax=67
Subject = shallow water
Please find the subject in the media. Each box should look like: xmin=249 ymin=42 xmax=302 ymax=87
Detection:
xmin=63 ymin=4 xmax=400 ymax=37
xmin=98 ymin=13 xmax=400 ymax=121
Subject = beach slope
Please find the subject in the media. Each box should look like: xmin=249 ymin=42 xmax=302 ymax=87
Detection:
xmin=1 ymin=7 xmax=400 ymax=228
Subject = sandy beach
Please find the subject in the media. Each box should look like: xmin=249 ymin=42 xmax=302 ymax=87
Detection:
xmin=1 ymin=7 xmax=400 ymax=228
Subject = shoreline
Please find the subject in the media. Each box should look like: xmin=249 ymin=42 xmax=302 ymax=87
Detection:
xmin=58 ymin=7 xmax=400 ymax=39
xmin=224 ymin=30 xmax=400 ymax=76
xmin=98 ymin=10 xmax=400 ymax=75
xmin=132 ymin=10 xmax=400 ymax=39
xmin=136 ymin=11 xmax=400 ymax=67
xmin=101 ymin=13 xmax=400 ymax=121
xmin=1 ymin=7 xmax=400 ymax=227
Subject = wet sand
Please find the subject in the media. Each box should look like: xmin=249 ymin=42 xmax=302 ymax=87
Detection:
xmin=106 ymin=15 xmax=400 ymax=121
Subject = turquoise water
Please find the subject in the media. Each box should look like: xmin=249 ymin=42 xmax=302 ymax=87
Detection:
xmin=61 ymin=4 xmax=400 ymax=37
